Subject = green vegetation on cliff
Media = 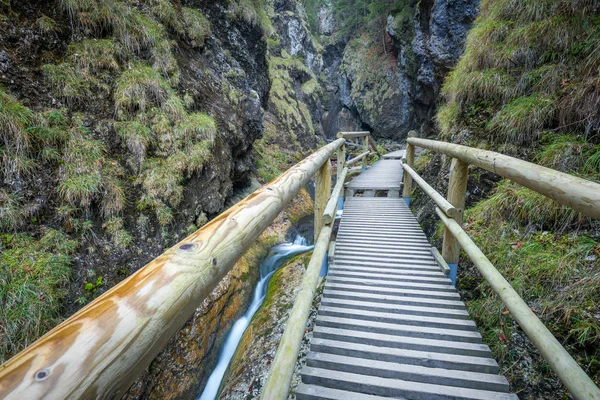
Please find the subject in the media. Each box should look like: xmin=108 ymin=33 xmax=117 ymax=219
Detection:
xmin=430 ymin=0 xmax=600 ymax=393
xmin=0 ymin=230 xmax=78 ymax=363
xmin=0 ymin=0 xmax=218 ymax=362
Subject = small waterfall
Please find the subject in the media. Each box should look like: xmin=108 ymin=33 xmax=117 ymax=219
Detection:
xmin=198 ymin=234 xmax=313 ymax=400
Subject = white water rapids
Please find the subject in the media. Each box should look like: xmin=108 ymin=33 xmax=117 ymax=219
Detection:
xmin=198 ymin=234 xmax=313 ymax=400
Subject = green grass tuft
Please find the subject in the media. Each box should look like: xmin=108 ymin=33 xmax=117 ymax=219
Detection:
xmin=182 ymin=7 xmax=212 ymax=48
xmin=0 ymin=88 xmax=34 ymax=180
xmin=114 ymin=65 xmax=171 ymax=118
xmin=0 ymin=229 xmax=78 ymax=363
xmin=486 ymin=95 xmax=556 ymax=145
xmin=104 ymin=217 xmax=133 ymax=248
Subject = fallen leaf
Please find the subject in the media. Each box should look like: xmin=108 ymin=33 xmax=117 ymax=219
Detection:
xmin=502 ymin=310 xmax=510 ymax=315
xmin=511 ymin=241 xmax=523 ymax=250
xmin=498 ymin=332 xmax=508 ymax=343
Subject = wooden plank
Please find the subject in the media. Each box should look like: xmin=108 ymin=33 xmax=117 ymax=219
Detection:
xmin=299 ymin=197 xmax=518 ymax=400
xmin=0 ymin=138 xmax=346 ymax=400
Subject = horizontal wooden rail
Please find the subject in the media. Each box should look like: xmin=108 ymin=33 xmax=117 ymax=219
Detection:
xmin=323 ymin=166 xmax=348 ymax=225
xmin=402 ymin=163 xmax=458 ymax=218
xmin=408 ymin=138 xmax=600 ymax=220
xmin=430 ymin=247 xmax=450 ymax=276
xmin=346 ymin=151 xmax=370 ymax=166
xmin=436 ymin=208 xmax=600 ymax=400
xmin=0 ymin=138 xmax=346 ymax=400
xmin=339 ymin=131 xmax=370 ymax=139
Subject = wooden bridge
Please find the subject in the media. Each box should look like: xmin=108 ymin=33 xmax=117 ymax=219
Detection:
xmin=1 ymin=132 xmax=600 ymax=400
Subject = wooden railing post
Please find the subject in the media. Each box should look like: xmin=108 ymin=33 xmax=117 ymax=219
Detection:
xmin=337 ymin=142 xmax=346 ymax=211
xmin=442 ymin=157 xmax=468 ymax=285
xmin=362 ymin=135 xmax=368 ymax=171
xmin=402 ymin=130 xmax=417 ymax=205
xmin=315 ymin=159 xmax=332 ymax=241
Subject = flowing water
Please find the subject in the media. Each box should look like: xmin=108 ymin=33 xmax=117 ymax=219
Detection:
xmin=198 ymin=234 xmax=314 ymax=400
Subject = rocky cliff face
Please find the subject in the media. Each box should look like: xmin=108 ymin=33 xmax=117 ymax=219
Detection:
xmin=0 ymin=0 xmax=324 ymax=393
xmin=325 ymin=0 xmax=480 ymax=140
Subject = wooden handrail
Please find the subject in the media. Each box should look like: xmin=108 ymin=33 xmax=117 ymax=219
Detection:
xmin=0 ymin=138 xmax=345 ymax=400
xmin=408 ymin=138 xmax=600 ymax=220
xmin=323 ymin=166 xmax=348 ymax=225
xmin=338 ymin=131 xmax=369 ymax=139
xmin=346 ymin=151 xmax=369 ymax=167
xmin=436 ymin=208 xmax=600 ymax=400
xmin=402 ymin=163 xmax=458 ymax=218
xmin=403 ymin=137 xmax=600 ymax=399
xmin=261 ymin=158 xmax=348 ymax=399
xmin=262 ymin=131 xmax=377 ymax=399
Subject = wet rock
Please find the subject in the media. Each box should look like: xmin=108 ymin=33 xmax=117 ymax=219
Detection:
xmin=0 ymin=50 xmax=11 ymax=73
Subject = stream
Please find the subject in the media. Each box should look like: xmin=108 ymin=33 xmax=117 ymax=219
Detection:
xmin=198 ymin=232 xmax=314 ymax=400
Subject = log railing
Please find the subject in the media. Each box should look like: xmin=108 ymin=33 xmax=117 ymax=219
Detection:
xmin=403 ymin=137 xmax=600 ymax=400
xmin=0 ymin=137 xmax=353 ymax=400
xmin=261 ymin=131 xmax=374 ymax=399
xmin=0 ymin=132 xmax=374 ymax=400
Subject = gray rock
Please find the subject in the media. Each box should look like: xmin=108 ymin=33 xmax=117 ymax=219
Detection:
xmin=0 ymin=50 xmax=11 ymax=73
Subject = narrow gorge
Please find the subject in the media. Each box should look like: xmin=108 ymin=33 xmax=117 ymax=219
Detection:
xmin=1 ymin=0 xmax=599 ymax=399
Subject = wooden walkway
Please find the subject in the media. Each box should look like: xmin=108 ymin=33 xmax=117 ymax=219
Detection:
xmin=381 ymin=149 xmax=406 ymax=159
xmin=296 ymin=160 xmax=517 ymax=399
xmin=347 ymin=160 xmax=403 ymax=194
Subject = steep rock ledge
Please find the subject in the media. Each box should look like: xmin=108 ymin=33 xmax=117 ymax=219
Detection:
xmin=331 ymin=0 xmax=480 ymax=140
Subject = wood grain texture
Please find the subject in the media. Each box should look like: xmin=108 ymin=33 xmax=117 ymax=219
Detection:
xmin=442 ymin=158 xmax=468 ymax=264
xmin=0 ymin=138 xmax=345 ymax=400
xmin=315 ymin=160 xmax=332 ymax=240
xmin=409 ymin=138 xmax=600 ymax=221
